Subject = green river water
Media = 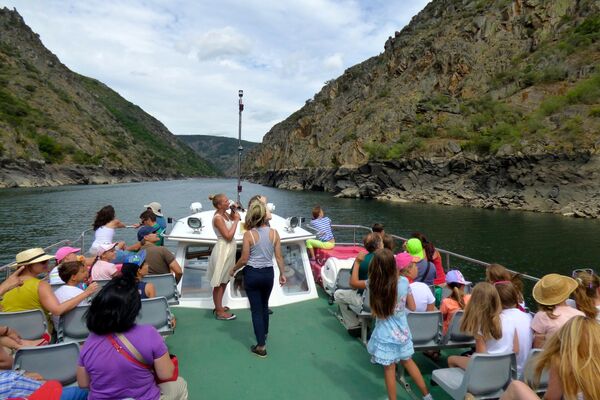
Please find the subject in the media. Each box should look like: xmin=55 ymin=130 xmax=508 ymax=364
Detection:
xmin=0 ymin=178 xmax=599 ymax=288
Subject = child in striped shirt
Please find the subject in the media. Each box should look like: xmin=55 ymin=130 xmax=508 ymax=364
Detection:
xmin=306 ymin=205 xmax=335 ymax=261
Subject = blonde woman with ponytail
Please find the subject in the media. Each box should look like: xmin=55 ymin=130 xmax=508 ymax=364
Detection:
xmin=571 ymin=269 xmax=600 ymax=321
xmin=230 ymin=201 xmax=286 ymax=358
xmin=207 ymin=193 xmax=240 ymax=321
xmin=500 ymin=315 xmax=600 ymax=400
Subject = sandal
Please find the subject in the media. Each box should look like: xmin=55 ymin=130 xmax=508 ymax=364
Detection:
xmin=212 ymin=307 xmax=230 ymax=314
xmin=250 ymin=345 xmax=267 ymax=358
xmin=215 ymin=313 xmax=236 ymax=321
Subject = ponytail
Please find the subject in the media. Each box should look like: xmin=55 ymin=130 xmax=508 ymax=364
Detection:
xmin=573 ymin=272 xmax=600 ymax=319
xmin=448 ymin=282 xmax=466 ymax=309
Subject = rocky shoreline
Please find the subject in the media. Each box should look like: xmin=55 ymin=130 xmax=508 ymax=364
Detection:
xmin=246 ymin=152 xmax=600 ymax=219
xmin=0 ymin=159 xmax=181 ymax=188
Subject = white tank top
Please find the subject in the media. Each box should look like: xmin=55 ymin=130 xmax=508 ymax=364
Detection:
xmin=90 ymin=226 xmax=115 ymax=253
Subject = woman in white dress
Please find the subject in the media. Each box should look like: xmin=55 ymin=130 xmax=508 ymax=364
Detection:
xmin=89 ymin=205 xmax=126 ymax=254
xmin=207 ymin=194 xmax=240 ymax=320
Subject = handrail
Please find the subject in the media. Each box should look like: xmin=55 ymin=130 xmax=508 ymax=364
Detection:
xmin=0 ymin=228 xmax=94 ymax=273
xmin=309 ymin=224 xmax=540 ymax=283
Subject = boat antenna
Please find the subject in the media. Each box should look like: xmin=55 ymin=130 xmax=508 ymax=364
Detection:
xmin=236 ymin=89 xmax=244 ymax=205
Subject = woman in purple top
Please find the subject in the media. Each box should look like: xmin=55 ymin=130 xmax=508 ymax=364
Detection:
xmin=77 ymin=276 xmax=188 ymax=400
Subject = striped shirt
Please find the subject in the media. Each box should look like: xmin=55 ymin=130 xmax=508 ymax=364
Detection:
xmin=310 ymin=217 xmax=334 ymax=241
xmin=0 ymin=370 xmax=42 ymax=398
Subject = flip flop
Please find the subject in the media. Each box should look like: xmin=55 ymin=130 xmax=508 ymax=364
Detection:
xmin=215 ymin=313 xmax=236 ymax=321
xmin=212 ymin=307 xmax=230 ymax=314
xmin=37 ymin=333 xmax=51 ymax=346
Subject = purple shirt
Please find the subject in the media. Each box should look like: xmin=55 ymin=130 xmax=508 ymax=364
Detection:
xmin=79 ymin=324 xmax=168 ymax=400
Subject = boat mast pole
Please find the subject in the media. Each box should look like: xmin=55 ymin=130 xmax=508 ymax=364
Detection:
xmin=237 ymin=89 xmax=244 ymax=205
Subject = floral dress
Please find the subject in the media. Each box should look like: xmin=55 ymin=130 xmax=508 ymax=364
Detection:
xmin=367 ymin=276 xmax=414 ymax=365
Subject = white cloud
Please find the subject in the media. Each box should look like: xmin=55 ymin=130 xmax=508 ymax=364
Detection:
xmin=1 ymin=0 xmax=431 ymax=142
xmin=323 ymin=53 xmax=344 ymax=71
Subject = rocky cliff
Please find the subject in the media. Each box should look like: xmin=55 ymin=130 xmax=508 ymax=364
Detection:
xmin=178 ymin=135 xmax=258 ymax=177
xmin=245 ymin=0 xmax=600 ymax=217
xmin=0 ymin=8 xmax=218 ymax=188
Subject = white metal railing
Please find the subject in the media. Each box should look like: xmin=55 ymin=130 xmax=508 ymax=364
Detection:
xmin=0 ymin=228 xmax=94 ymax=275
xmin=305 ymin=223 xmax=540 ymax=283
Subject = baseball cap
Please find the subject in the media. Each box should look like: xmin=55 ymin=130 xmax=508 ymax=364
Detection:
xmin=395 ymin=252 xmax=419 ymax=270
xmin=96 ymin=243 xmax=118 ymax=256
xmin=124 ymin=249 xmax=146 ymax=267
xmin=144 ymin=201 xmax=163 ymax=216
xmin=137 ymin=225 xmax=158 ymax=242
xmin=55 ymin=246 xmax=81 ymax=263
xmin=446 ymin=270 xmax=471 ymax=285
xmin=405 ymin=238 xmax=425 ymax=260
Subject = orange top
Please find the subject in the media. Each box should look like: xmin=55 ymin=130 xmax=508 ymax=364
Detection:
xmin=440 ymin=294 xmax=471 ymax=334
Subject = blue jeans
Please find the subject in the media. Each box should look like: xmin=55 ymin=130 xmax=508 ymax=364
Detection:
xmin=243 ymin=266 xmax=274 ymax=346
xmin=61 ymin=387 xmax=89 ymax=400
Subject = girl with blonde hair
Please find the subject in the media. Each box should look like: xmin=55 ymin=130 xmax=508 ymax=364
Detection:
xmin=230 ymin=201 xmax=286 ymax=357
xmin=500 ymin=315 xmax=600 ymax=400
xmin=571 ymin=269 xmax=600 ymax=321
xmin=207 ymin=193 xmax=240 ymax=320
xmin=447 ymin=282 xmax=518 ymax=370
xmin=366 ymin=249 xmax=432 ymax=400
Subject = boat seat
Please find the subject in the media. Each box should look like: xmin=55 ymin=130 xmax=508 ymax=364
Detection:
xmin=431 ymin=352 xmax=516 ymax=399
xmin=407 ymin=311 xmax=442 ymax=351
xmin=349 ymin=287 xmax=371 ymax=345
xmin=57 ymin=304 xmax=90 ymax=343
xmin=13 ymin=342 xmax=80 ymax=386
xmin=143 ymin=274 xmax=180 ymax=305
xmin=0 ymin=310 xmax=48 ymax=341
xmin=136 ymin=297 xmax=174 ymax=336
xmin=440 ymin=310 xmax=476 ymax=349
xmin=521 ymin=348 xmax=548 ymax=395
xmin=51 ymin=283 xmax=65 ymax=292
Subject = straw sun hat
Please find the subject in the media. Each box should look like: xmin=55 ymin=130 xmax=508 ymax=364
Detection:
xmin=14 ymin=248 xmax=55 ymax=267
xmin=532 ymin=273 xmax=578 ymax=306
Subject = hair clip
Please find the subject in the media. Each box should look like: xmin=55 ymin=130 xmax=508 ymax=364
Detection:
xmin=493 ymin=280 xmax=510 ymax=285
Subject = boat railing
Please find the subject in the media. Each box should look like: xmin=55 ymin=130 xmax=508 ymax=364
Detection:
xmin=0 ymin=228 xmax=93 ymax=278
xmin=305 ymin=224 xmax=540 ymax=284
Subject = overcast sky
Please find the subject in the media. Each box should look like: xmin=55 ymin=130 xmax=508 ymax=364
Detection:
xmin=2 ymin=0 xmax=430 ymax=142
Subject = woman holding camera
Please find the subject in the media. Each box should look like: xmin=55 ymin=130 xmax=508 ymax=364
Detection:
xmin=207 ymin=194 xmax=240 ymax=320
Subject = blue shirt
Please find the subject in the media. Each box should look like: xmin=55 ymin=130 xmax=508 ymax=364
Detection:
xmin=156 ymin=215 xmax=167 ymax=230
xmin=310 ymin=217 xmax=334 ymax=241
xmin=0 ymin=370 xmax=42 ymax=398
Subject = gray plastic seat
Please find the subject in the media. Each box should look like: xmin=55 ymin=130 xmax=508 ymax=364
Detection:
xmin=349 ymin=287 xmax=372 ymax=345
xmin=0 ymin=310 xmax=47 ymax=340
xmin=407 ymin=311 xmax=442 ymax=351
xmin=432 ymin=352 xmax=516 ymax=399
xmin=441 ymin=310 xmax=476 ymax=348
xmin=143 ymin=274 xmax=180 ymax=305
xmin=329 ymin=268 xmax=352 ymax=304
xmin=57 ymin=304 xmax=90 ymax=343
xmin=51 ymin=283 xmax=65 ymax=292
xmin=13 ymin=342 xmax=80 ymax=385
xmin=136 ymin=297 xmax=174 ymax=336
xmin=94 ymin=279 xmax=111 ymax=287
xmin=522 ymin=348 xmax=548 ymax=394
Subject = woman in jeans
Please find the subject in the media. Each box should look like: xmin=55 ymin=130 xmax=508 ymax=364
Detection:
xmin=230 ymin=201 xmax=286 ymax=358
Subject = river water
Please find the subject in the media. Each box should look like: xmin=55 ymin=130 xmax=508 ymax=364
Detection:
xmin=1 ymin=178 xmax=599 ymax=285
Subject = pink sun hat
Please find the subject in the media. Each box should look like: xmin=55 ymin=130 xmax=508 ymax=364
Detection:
xmin=55 ymin=246 xmax=81 ymax=263
xmin=395 ymin=252 xmax=419 ymax=270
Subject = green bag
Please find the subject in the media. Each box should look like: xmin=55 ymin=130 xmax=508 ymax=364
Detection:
xmin=434 ymin=286 xmax=443 ymax=308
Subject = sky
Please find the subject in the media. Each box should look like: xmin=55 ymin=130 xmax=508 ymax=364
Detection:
xmin=2 ymin=0 xmax=430 ymax=142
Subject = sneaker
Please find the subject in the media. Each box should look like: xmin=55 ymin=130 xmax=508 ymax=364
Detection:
xmin=250 ymin=345 xmax=267 ymax=358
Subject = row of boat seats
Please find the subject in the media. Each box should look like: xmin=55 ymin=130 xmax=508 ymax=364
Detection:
xmin=0 ymin=297 xmax=175 ymax=344
xmin=50 ymin=273 xmax=180 ymax=305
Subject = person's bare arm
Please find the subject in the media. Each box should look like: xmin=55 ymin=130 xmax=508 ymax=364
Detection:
xmin=532 ymin=331 xmax=545 ymax=349
xmin=169 ymin=260 xmax=183 ymax=283
xmin=426 ymin=303 xmax=436 ymax=311
xmin=108 ymin=219 xmax=127 ymax=229
xmin=231 ymin=232 xmax=251 ymax=274
xmin=153 ymin=352 xmax=175 ymax=381
xmin=512 ymin=328 xmax=519 ymax=354
xmin=0 ymin=266 xmax=25 ymax=296
xmin=543 ymin=366 xmax=563 ymax=400
xmin=145 ymin=282 xmax=156 ymax=298
xmin=213 ymin=214 xmax=238 ymax=241
xmin=475 ymin=335 xmax=487 ymax=353
xmin=349 ymin=253 xmax=366 ymax=289
xmin=406 ymin=292 xmax=416 ymax=311
xmin=273 ymin=230 xmax=286 ymax=286
xmin=0 ymin=346 xmax=12 ymax=369
xmin=39 ymin=281 xmax=98 ymax=316
xmin=126 ymin=242 xmax=142 ymax=252
xmin=77 ymin=366 xmax=90 ymax=388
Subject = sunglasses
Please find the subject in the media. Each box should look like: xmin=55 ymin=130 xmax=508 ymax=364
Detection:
xmin=572 ymin=268 xmax=595 ymax=278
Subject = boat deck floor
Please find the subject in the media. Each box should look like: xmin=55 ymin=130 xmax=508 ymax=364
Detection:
xmin=166 ymin=289 xmax=458 ymax=399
